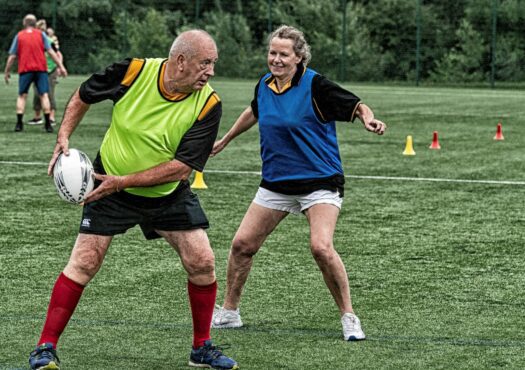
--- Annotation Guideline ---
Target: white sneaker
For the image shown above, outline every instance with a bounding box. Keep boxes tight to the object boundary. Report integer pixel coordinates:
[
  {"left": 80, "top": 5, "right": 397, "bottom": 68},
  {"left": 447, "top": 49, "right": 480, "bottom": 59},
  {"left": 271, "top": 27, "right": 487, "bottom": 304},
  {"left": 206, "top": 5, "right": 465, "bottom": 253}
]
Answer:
[
  {"left": 341, "top": 312, "right": 366, "bottom": 341},
  {"left": 212, "top": 305, "right": 243, "bottom": 328},
  {"left": 27, "top": 117, "right": 43, "bottom": 125}
]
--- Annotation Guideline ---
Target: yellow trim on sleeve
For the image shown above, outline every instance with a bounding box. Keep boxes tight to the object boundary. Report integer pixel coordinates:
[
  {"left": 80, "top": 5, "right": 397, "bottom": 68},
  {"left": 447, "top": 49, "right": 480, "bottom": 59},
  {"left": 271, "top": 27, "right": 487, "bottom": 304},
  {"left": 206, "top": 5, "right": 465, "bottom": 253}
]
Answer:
[
  {"left": 312, "top": 97, "right": 327, "bottom": 122},
  {"left": 197, "top": 93, "right": 220, "bottom": 121},
  {"left": 121, "top": 58, "right": 145, "bottom": 87},
  {"left": 350, "top": 101, "right": 362, "bottom": 122}
]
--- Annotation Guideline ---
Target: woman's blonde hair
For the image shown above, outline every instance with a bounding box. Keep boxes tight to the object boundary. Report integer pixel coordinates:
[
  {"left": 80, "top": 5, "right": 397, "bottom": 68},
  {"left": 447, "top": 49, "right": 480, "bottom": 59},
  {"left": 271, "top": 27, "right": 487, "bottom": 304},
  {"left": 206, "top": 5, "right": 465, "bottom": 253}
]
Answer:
[{"left": 36, "top": 19, "right": 47, "bottom": 31}]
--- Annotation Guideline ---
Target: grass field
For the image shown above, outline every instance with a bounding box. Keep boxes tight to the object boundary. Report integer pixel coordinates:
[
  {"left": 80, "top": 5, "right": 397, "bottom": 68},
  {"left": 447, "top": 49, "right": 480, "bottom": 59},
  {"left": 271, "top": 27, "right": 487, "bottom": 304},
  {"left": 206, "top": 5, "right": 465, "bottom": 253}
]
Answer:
[{"left": 1, "top": 75, "right": 524, "bottom": 369}]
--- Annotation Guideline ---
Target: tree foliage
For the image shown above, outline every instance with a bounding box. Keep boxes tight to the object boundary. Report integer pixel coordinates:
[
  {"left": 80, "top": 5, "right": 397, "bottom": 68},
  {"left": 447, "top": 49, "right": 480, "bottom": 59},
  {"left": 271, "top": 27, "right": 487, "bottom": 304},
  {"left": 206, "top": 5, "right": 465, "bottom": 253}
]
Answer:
[
  {"left": 1, "top": 0, "right": 524, "bottom": 84},
  {"left": 430, "top": 19, "right": 485, "bottom": 83}
]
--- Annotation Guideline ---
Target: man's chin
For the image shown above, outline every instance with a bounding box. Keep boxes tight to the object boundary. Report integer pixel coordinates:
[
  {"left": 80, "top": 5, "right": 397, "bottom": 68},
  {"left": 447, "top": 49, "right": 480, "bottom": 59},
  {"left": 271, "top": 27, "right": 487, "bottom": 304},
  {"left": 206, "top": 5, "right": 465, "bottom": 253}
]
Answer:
[{"left": 194, "top": 81, "right": 207, "bottom": 90}]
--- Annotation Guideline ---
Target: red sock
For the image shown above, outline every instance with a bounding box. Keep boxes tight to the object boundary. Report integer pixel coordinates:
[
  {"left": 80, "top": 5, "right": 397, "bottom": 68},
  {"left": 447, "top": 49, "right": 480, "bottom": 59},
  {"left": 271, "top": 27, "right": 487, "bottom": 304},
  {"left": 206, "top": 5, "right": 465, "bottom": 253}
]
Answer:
[
  {"left": 188, "top": 280, "right": 217, "bottom": 349},
  {"left": 38, "top": 273, "right": 85, "bottom": 347}
]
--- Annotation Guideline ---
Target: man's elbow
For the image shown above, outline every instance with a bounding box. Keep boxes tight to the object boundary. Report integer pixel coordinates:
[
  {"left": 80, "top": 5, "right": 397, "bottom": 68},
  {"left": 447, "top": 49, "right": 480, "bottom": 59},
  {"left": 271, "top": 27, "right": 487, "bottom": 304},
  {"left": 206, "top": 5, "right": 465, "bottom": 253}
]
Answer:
[
  {"left": 172, "top": 162, "right": 193, "bottom": 182},
  {"left": 179, "top": 171, "right": 191, "bottom": 181}
]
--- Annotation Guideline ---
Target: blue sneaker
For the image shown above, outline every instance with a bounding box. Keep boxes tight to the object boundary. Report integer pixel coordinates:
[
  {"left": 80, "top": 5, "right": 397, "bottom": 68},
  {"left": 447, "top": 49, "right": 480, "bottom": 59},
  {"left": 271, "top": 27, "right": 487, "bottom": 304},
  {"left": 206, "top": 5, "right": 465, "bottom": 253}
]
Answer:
[
  {"left": 189, "top": 340, "right": 239, "bottom": 369},
  {"left": 29, "top": 343, "right": 60, "bottom": 370}
]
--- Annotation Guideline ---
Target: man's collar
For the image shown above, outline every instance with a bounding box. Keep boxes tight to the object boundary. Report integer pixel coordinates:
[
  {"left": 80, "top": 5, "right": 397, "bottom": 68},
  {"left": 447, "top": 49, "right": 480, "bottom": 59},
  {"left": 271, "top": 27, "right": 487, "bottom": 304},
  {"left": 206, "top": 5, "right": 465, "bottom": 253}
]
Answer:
[{"left": 159, "top": 60, "right": 190, "bottom": 101}]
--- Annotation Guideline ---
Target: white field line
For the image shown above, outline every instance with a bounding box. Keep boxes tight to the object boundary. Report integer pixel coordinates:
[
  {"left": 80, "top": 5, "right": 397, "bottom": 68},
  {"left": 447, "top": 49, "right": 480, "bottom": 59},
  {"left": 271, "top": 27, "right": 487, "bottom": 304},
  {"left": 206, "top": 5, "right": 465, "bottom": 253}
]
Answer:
[
  {"left": 1, "top": 161, "right": 524, "bottom": 186},
  {"left": 0, "top": 161, "right": 48, "bottom": 166},
  {"left": 203, "top": 169, "right": 525, "bottom": 186}
]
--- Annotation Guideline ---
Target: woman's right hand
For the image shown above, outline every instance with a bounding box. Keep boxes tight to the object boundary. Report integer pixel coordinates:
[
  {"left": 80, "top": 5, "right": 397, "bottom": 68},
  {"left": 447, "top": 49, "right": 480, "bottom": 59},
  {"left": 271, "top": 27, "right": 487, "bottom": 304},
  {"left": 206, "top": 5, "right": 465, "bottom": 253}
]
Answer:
[{"left": 210, "top": 138, "right": 228, "bottom": 157}]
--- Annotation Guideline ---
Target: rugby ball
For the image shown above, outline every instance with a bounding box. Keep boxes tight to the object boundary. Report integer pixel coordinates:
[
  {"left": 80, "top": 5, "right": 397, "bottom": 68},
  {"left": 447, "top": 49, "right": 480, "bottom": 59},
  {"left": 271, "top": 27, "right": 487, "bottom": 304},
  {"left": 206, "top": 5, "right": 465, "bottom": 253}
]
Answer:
[{"left": 53, "top": 149, "right": 95, "bottom": 204}]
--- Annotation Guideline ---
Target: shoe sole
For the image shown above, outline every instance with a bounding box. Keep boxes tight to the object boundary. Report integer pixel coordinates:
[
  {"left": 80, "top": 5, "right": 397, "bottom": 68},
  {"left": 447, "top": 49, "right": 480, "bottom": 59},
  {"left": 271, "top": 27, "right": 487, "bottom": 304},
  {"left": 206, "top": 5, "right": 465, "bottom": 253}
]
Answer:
[
  {"left": 347, "top": 335, "right": 366, "bottom": 341},
  {"left": 27, "top": 122, "right": 43, "bottom": 125},
  {"left": 211, "top": 322, "right": 243, "bottom": 329},
  {"left": 36, "top": 362, "right": 59, "bottom": 370},
  {"left": 188, "top": 360, "right": 239, "bottom": 369}
]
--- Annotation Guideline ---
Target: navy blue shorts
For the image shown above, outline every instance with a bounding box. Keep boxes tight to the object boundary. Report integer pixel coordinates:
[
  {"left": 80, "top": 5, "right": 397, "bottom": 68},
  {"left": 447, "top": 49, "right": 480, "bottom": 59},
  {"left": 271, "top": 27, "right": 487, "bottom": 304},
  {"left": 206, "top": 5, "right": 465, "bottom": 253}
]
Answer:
[
  {"left": 19, "top": 71, "right": 49, "bottom": 95},
  {"left": 79, "top": 181, "right": 210, "bottom": 240}
]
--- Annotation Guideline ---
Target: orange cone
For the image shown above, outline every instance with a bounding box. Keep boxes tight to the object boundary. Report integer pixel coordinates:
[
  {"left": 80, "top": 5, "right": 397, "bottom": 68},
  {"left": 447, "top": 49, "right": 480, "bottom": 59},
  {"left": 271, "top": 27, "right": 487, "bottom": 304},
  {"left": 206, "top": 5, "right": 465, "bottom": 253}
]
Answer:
[
  {"left": 494, "top": 122, "right": 504, "bottom": 141},
  {"left": 429, "top": 131, "right": 441, "bottom": 149}
]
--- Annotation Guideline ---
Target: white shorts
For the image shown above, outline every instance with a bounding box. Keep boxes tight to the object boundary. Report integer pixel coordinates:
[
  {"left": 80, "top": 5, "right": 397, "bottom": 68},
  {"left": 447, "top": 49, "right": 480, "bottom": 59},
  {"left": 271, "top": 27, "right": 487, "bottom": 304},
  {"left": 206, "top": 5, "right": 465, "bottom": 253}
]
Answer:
[{"left": 253, "top": 187, "right": 343, "bottom": 215}]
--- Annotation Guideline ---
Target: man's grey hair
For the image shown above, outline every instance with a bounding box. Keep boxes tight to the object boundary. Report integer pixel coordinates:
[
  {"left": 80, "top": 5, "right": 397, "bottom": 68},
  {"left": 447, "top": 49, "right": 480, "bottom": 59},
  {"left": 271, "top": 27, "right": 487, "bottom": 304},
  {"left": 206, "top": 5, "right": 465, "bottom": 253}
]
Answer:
[
  {"left": 169, "top": 29, "right": 215, "bottom": 60},
  {"left": 23, "top": 14, "right": 37, "bottom": 28},
  {"left": 268, "top": 25, "right": 311, "bottom": 66}
]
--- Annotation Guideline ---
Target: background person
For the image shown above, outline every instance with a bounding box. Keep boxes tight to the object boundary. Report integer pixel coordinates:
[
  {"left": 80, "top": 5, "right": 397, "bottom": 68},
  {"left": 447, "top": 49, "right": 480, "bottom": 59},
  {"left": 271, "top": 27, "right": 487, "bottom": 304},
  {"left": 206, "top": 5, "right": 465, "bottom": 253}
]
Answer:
[
  {"left": 4, "top": 14, "right": 67, "bottom": 133},
  {"left": 211, "top": 25, "right": 386, "bottom": 342},
  {"left": 28, "top": 30, "right": 238, "bottom": 370},
  {"left": 29, "top": 20, "right": 63, "bottom": 126}
]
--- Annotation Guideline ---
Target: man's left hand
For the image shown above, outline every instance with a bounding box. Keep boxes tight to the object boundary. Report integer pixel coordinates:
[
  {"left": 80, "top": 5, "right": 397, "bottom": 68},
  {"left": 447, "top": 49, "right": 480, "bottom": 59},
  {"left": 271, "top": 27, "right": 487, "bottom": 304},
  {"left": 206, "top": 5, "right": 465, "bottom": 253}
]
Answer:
[{"left": 83, "top": 174, "right": 123, "bottom": 204}]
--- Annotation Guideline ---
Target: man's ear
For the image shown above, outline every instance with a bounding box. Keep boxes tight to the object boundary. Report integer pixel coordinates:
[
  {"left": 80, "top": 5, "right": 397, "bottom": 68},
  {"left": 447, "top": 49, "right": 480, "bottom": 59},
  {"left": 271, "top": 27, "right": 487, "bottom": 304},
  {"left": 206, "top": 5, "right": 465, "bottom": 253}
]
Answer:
[{"left": 176, "top": 54, "right": 185, "bottom": 71}]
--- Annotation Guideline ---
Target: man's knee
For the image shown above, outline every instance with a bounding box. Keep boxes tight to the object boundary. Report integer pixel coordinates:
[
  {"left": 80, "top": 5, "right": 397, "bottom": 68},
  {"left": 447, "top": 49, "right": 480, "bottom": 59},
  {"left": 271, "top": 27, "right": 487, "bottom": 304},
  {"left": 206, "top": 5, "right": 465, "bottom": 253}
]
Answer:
[
  {"left": 67, "top": 245, "right": 105, "bottom": 280},
  {"left": 186, "top": 252, "right": 215, "bottom": 276},
  {"left": 65, "top": 235, "right": 111, "bottom": 284}
]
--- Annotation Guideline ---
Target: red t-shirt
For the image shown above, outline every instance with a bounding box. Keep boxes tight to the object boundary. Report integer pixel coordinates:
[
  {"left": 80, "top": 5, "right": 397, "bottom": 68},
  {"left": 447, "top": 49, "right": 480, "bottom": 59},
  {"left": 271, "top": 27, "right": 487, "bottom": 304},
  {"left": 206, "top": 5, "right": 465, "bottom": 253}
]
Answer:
[{"left": 16, "top": 28, "right": 47, "bottom": 73}]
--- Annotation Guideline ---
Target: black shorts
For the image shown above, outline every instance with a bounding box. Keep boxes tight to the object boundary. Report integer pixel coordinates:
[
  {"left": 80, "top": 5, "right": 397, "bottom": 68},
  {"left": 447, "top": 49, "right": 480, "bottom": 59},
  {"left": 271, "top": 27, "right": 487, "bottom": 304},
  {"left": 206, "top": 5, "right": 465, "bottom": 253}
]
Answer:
[{"left": 79, "top": 181, "right": 209, "bottom": 240}]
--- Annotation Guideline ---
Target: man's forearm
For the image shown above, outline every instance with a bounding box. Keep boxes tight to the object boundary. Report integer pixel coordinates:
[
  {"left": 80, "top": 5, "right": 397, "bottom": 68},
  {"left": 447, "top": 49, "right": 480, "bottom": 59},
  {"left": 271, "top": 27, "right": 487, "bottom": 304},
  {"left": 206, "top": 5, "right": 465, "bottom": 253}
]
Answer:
[
  {"left": 4, "top": 55, "right": 15, "bottom": 74},
  {"left": 119, "top": 160, "right": 193, "bottom": 189},
  {"left": 58, "top": 89, "right": 90, "bottom": 139},
  {"left": 47, "top": 49, "right": 65, "bottom": 71}
]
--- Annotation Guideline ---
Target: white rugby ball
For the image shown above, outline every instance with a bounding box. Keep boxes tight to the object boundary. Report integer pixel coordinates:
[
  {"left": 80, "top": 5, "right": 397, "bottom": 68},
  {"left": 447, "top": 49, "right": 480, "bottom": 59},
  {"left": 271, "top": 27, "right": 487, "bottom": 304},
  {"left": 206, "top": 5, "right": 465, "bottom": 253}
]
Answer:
[{"left": 53, "top": 149, "right": 95, "bottom": 204}]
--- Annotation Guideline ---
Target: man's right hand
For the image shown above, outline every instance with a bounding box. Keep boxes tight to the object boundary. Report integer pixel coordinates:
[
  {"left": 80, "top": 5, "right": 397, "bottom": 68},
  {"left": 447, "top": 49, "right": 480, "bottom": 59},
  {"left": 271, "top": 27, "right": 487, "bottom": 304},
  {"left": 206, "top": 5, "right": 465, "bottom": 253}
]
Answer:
[
  {"left": 4, "top": 72, "right": 10, "bottom": 84},
  {"left": 58, "top": 66, "right": 68, "bottom": 77},
  {"left": 48, "top": 137, "right": 70, "bottom": 176}
]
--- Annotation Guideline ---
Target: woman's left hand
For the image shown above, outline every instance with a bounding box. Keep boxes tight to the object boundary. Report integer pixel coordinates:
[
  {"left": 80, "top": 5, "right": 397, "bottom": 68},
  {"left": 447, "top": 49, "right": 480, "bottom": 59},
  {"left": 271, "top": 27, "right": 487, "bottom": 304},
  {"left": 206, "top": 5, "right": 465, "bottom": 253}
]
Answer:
[{"left": 364, "top": 118, "right": 386, "bottom": 135}]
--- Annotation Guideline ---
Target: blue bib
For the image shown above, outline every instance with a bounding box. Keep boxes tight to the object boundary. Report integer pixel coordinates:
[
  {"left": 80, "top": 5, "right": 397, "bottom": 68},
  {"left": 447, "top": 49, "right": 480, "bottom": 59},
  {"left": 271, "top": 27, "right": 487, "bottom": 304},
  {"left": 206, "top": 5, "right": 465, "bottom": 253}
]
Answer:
[{"left": 257, "top": 68, "right": 343, "bottom": 182}]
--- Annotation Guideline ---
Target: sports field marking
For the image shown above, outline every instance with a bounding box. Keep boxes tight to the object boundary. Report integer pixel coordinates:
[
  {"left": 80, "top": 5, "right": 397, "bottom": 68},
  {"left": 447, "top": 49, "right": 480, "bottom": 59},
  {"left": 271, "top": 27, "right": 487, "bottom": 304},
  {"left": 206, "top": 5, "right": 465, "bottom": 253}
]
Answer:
[
  {"left": 0, "top": 160, "right": 49, "bottom": 166},
  {"left": 205, "top": 169, "right": 525, "bottom": 186},
  {"left": 344, "top": 174, "right": 525, "bottom": 186},
  {"left": 1, "top": 161, "right": 524, "bottom": 186}
]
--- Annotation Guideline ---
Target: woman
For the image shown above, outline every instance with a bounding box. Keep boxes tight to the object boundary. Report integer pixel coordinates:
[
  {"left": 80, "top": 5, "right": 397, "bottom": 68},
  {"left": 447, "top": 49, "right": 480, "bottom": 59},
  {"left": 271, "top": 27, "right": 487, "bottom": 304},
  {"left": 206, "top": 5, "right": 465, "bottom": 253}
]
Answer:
[
  {"left": 29, "top": 19, "right": 63, "bottom": 126},
  {"left": 212, "top": 25, "right": 386, "bottom": 341}
]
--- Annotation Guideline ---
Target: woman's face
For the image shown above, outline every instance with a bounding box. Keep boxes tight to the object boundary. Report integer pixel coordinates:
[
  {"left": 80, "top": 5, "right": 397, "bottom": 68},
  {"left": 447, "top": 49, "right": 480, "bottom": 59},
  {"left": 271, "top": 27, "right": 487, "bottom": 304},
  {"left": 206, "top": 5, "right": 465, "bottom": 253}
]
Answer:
[{"left": 267, "top": 37, "right": 302, "bottom": 81}]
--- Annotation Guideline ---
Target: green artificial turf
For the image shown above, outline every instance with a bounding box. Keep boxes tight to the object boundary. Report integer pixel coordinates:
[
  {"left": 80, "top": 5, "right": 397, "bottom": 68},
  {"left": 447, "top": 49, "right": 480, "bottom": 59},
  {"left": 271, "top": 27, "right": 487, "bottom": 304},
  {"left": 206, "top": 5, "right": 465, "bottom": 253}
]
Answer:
[{"left": 1, "top": 76, "right": 524, "bottom": 369}]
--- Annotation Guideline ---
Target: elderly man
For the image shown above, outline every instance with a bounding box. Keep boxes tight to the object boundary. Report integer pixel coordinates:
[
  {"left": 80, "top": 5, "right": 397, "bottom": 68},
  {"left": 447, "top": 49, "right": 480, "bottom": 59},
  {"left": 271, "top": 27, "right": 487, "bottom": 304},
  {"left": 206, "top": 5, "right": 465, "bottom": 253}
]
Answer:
[
  {"left": 28, "top": 30, "right": 239, "bottom": 370},
  {"left": 4, "top": 14, "right": 67, "bottom": 133}
]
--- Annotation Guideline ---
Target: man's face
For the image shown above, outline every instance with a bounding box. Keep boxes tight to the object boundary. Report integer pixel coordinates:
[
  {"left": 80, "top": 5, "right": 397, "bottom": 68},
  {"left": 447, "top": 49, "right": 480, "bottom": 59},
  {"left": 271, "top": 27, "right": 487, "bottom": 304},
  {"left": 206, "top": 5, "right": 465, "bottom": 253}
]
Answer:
[{"left": 173, "top": 39, "right": 218, "bottom": 93}]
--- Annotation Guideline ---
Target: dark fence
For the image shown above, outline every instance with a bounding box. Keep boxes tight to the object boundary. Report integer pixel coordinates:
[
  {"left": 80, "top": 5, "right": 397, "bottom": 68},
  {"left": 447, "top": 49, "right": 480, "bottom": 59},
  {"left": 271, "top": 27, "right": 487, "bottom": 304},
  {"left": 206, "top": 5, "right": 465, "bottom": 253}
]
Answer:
[{"left": 2, "top": 0, "right": 524, "bottom": 87}]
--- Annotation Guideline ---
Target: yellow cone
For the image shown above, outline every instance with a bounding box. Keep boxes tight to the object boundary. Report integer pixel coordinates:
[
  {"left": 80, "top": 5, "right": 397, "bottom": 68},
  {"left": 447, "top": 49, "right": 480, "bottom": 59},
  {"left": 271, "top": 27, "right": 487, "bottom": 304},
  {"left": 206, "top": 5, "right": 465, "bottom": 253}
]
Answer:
[
  {"left": 191, "top": 171, "right": 208, "bottom": 189},
  {"left": 403, "top": 135, "right": 416, "bottom": 155}
]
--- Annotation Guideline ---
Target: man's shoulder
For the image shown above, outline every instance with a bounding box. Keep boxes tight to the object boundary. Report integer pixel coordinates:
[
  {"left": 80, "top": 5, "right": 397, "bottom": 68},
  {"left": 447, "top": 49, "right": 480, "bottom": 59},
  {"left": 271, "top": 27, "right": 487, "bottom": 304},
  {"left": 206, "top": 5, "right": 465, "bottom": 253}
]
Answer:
[
  {"left": 195, "top": 85, "right": 221, "bottom": 121},
  {"left": 121, "top": 58, "right": 146, "bottom": 87}
]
